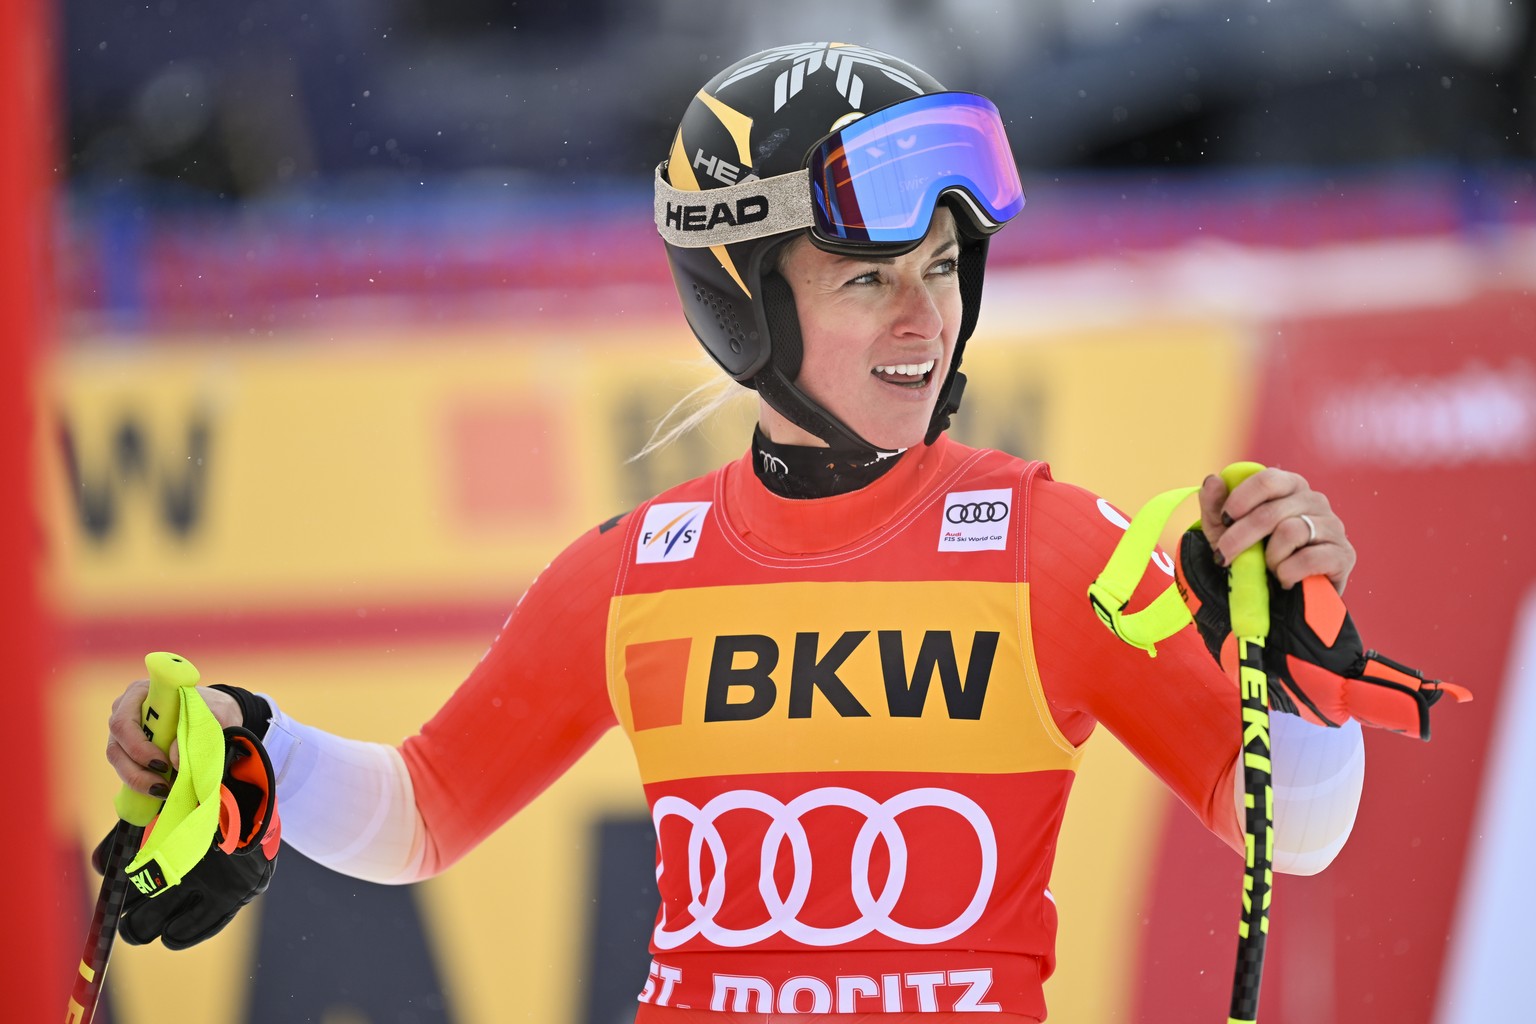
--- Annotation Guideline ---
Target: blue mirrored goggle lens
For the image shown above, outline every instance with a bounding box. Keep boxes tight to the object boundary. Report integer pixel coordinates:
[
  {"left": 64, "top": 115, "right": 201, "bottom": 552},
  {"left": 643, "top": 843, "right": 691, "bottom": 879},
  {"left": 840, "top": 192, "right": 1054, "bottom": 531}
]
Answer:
[{"left": 807, "top": 92, "right": 1025, "bottom": 245}]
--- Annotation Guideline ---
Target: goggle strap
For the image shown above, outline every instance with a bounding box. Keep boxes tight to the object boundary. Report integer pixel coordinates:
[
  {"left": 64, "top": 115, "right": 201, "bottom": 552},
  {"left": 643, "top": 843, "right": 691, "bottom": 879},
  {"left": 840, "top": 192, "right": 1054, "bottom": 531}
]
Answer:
[{"left": 654, "top": 163, "right": 813, "bottom": 249}]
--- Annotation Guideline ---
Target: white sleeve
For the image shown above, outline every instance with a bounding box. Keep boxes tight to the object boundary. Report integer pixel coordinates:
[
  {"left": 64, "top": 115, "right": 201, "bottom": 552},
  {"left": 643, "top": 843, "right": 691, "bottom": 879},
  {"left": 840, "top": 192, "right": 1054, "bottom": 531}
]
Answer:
[
  {"left": 259, "top": 698, "right": 431, "bottom": 885},
  {"left": 1233, "top": 714, "right": 1365, "bottom": 876}
]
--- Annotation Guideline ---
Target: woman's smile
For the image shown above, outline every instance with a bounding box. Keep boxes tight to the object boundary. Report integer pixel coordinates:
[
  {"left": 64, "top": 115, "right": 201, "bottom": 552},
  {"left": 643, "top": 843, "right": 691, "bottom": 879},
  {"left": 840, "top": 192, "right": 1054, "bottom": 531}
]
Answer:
[{"left": 871, "top": 359, "right": 937, "bottom": 389}]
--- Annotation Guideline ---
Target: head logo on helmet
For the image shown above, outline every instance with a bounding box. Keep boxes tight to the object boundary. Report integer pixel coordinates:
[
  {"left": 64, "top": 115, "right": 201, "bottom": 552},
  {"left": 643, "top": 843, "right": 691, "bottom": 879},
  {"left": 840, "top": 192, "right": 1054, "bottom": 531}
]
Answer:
[{"left": 655, "top": 42, "right": 1025, "bottom": 458}]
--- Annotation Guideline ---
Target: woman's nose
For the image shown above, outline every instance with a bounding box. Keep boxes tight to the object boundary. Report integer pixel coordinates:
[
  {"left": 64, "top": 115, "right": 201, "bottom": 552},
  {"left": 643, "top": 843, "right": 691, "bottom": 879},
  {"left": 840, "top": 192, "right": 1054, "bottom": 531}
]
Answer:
[{"left": 890, "top": 278, "right": 944, "bottom": 338}]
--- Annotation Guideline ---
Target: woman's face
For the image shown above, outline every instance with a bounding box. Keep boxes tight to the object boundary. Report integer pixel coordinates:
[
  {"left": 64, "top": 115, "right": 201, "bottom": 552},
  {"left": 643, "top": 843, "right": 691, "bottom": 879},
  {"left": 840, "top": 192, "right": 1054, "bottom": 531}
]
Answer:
[{"left": 762, "top": 206, "right": 964, "bottom": 452}]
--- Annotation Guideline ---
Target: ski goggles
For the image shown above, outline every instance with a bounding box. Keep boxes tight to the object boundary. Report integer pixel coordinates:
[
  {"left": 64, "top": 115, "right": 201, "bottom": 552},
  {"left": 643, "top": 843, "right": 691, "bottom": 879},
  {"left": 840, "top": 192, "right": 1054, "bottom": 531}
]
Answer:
[{"left": 654, "top": 91, "right": 1024, "bottom": 255}]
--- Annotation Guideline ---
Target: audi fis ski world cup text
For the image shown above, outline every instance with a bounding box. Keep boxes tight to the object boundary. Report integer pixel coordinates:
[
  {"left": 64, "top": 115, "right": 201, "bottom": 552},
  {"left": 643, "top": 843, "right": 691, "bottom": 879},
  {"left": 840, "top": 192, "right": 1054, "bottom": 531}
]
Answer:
[{"left": 938, "top": 489, "right": 1012, "bottom": 552}]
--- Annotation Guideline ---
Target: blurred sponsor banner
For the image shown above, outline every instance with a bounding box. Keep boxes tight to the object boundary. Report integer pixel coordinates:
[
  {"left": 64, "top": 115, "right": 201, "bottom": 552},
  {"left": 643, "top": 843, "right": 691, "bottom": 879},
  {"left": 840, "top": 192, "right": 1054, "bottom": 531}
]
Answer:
[
  {"left": 1132, "top": 290, "right": 1533, "bottom": 1024},
  {"left": 44, "top": 328, "right": 710, "bottom": 619},
  {"left": 49, "top": 313, "right": 1247, "bottom": 1023},
  {"left": 44, "top": 319, "right": 1243, "bottom": 629}
]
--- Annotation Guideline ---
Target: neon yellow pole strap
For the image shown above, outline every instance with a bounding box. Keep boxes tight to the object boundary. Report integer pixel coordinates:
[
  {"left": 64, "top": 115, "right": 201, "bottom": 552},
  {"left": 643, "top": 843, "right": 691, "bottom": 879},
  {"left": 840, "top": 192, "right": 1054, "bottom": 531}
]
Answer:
[
  {"left": 123, "top": 687, "right": 227, "bottom": 898},
  {"left": 1086, "top": 484, "right": 1201, "bottom": 656}
]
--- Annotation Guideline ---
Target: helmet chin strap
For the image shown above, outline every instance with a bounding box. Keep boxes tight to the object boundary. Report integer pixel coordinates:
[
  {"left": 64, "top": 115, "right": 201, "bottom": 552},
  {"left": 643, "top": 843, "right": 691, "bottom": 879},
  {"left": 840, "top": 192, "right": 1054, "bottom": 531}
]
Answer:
[
  {"left": 753, "top": 367, "right": 902, "bottom": 461},
  {"left": 755, "top": 272, "right": 964, "bottom": 461},
  {"left": 924, "top": 369, "right": 966, "bottom": 445}
]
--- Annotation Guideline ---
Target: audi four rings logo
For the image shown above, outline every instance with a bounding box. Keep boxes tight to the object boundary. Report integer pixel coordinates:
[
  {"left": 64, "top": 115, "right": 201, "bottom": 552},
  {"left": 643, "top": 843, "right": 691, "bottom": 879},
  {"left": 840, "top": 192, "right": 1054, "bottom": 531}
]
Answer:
[
  {"left": 938, "top": 489, "right": 1012, "bottom": 551},
  {"left": 650, "top": 787, "right": 997, "bottom": 949},
  {"left": 945, "top": 501, "right": 1009, "bottom": 524}
]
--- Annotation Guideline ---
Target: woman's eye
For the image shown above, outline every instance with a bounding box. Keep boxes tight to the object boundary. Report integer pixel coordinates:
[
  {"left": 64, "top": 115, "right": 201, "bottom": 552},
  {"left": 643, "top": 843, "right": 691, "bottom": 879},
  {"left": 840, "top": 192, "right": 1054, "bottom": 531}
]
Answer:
[
  {"left": 847, "top": 270, "right": 882, "bottom": 286},
  {"left": 930, "top": 258, "right": 959, "bottom": 276}
]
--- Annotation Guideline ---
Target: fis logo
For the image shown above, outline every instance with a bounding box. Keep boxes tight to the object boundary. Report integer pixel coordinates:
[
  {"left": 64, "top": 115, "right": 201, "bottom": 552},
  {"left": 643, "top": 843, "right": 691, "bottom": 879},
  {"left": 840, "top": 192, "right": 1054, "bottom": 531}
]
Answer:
[
  {"left": 939, "top": 489, "right": 1012, "bottom": 552},
  {"left": 637, "top": 502, "right": 712, "bottom": 564}
]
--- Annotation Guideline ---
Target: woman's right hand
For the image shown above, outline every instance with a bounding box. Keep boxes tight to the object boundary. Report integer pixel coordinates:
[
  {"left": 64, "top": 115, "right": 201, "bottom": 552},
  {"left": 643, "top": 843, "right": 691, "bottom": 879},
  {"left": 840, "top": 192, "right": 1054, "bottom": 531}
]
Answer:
[{"left": 106, "top": 681, "right": 244, "bottom": 796}]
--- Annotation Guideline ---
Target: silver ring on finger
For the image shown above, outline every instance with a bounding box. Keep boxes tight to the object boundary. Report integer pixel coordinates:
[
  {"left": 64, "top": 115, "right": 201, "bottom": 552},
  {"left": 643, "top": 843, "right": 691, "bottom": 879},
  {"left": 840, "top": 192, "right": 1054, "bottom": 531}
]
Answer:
[{"left": 1298, "top": 513, "right": 1318, "bottom": 546}]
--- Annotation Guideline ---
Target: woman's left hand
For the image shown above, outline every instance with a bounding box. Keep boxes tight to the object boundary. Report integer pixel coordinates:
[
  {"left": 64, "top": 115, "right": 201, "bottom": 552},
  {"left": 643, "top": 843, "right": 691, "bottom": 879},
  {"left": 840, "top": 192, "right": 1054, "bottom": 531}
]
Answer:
[{"left": 1198, "top": 467, "right": 1356, "bottom": 594}]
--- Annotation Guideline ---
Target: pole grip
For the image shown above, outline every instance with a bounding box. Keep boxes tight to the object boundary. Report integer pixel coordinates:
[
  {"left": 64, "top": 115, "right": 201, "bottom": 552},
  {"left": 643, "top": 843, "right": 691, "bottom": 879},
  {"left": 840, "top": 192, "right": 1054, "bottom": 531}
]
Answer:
[
  {"left": 1220, "top": 462, "right": 1270, "bottom": 640},
  {"left": 112, "top": 653, "right": 198, "bottom": 826}
]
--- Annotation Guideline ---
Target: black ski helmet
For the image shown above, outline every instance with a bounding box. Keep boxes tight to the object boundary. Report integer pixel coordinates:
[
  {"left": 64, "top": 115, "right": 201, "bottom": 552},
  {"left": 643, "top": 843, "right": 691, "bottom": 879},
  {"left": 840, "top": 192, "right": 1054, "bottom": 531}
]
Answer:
[{"left": 654, "top": 42, "right": 1024, "bottom": 455}]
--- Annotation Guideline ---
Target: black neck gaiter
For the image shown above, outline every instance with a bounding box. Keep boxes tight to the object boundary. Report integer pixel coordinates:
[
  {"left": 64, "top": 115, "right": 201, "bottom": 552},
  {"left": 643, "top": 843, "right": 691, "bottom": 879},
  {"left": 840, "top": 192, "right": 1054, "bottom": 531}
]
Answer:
[{"left": 751, "top": 426, "right": 905, "bottom": 499}]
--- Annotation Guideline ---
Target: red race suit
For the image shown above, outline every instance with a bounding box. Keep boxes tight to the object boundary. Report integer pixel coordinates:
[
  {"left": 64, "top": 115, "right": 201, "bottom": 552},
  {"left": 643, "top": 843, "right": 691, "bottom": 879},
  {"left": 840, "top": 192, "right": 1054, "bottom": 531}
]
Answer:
[{"left": 399, "top": 435, "right": 1243, "bottom": 1021}]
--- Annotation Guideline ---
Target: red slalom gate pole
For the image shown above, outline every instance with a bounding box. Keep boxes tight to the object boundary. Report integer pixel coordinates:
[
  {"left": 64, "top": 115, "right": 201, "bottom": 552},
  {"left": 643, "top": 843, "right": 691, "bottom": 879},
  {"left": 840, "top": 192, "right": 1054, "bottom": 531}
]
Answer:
[{"left": 1, "top": 0, "right": 62, "bottom": 1021}]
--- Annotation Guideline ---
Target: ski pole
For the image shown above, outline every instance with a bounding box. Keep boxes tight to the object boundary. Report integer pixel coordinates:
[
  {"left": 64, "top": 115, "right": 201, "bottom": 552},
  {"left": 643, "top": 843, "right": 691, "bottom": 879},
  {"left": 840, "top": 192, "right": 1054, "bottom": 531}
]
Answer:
[
  {"left": 1085, "top": 461, "right": 1278, "bottom": 1022},
  {"left": 66, "top": 652, "right": 197, "bottom": 1024},
  {"left": 1222, "top": 462, "right": 1274, "bottom": 1024}
]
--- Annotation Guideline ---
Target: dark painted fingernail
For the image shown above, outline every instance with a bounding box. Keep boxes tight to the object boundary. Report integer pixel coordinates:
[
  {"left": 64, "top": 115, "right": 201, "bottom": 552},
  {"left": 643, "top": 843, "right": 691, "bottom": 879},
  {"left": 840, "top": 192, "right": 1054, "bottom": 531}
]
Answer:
[
  {"left": 148, "top": 759, "right": 169, "bottom": 774},
  {"left": 1212, "top": 548, "right": 1228, "bottom": 567},
  {"left": 149, "top": 782, "right": 170, "bottom": 798},
  {"left": 1220, "top": 511, "right": 1234, "bottom": 528}
]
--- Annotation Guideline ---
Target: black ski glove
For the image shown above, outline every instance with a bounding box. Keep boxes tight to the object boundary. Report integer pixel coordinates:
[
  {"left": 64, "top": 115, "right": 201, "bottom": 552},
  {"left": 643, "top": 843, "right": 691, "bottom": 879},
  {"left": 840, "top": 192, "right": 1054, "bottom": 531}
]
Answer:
[
  {"left": 1175, "top": 527, "right": 1471, "bottom": 739},
  {"left": 93, "top": 725, "right": 280, "bottom": 949}
]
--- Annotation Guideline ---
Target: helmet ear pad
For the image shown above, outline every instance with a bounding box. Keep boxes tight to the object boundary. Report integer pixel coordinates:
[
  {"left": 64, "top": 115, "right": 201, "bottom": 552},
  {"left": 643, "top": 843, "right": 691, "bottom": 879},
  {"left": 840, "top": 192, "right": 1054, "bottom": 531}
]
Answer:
[{"left": 666, "top": 241, "right": 768, "bottom": 381}]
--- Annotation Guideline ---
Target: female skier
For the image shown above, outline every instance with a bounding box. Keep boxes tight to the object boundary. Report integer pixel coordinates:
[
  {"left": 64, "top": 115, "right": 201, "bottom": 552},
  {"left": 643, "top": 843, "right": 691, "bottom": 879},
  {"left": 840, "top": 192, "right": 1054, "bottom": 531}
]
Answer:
[{"left": 104, "top": 41, "right": 1461, "bottom": 1022}]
